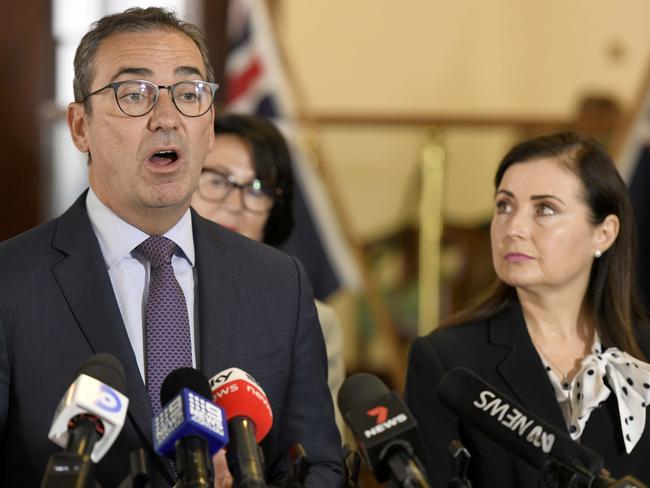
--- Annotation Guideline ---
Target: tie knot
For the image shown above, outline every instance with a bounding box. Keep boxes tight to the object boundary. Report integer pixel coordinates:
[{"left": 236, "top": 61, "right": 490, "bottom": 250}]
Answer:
[{"left": 136, "top": 236, "right": 177, "bottom": 268}]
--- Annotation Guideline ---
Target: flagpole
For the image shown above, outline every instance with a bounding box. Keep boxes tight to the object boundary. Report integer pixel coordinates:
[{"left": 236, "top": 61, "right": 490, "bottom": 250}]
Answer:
[
  {"left": 609, "top": 52, "right": 650, "bottom": 180},
  {"left": 418, "top": 128, "right": 445, "bottom": 336},
  {"left": 264, "top": 0, "right": 406, "bottom": 389}
]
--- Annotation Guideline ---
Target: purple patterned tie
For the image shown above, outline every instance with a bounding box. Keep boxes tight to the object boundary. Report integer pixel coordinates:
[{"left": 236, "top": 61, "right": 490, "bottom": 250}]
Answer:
[{"left": 136, "top": 236, "right": 192, "bottom": 415}]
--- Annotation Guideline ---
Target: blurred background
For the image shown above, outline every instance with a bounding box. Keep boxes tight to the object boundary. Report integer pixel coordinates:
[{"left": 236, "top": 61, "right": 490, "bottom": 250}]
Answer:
[{"left": 2, "top": 0, "right": 650, "bottom": 482}]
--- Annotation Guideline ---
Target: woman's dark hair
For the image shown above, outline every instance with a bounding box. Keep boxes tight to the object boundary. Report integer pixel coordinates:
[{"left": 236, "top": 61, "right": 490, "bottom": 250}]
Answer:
[
  {"left": 445, "top": 131, "right": 647, "bottom": 359},
  {"left": 213, "top": 113, "right": 294, "bottom": 246}
]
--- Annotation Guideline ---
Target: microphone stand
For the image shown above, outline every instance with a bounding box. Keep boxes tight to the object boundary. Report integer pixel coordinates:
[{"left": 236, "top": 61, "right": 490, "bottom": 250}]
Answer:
[
  {"left": 41, "top": 415, "right": 104, "bottom": 488},
  {"left": 281, "top": 443, "right": 310, "bottom": 488},
  {"left": 447, "top": 440, "right": 472, "bottom": 488},
  {"left": 117, "top": 449, "right": 151, "bottom": 488},
  {"left": 386, "top": 450, "right": 431, "bottom": 488},
  {"left": 343, "top": 445, "right": 362, "bottom": 488},
  {"left": 539, "top": 460, "right": 648, "bottom": 488}
]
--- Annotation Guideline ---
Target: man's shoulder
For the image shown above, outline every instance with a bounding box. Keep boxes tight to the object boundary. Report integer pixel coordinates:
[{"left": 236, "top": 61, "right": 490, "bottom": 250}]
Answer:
[
  {"left": 192, "top": 211, "right": 295, "bottom": 265},
  {"left": 0, "top": 218, "right": 59, "bottom": 259}
]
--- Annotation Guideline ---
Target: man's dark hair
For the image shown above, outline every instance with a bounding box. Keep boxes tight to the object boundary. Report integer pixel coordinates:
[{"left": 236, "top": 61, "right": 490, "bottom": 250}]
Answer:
[{"left": 73, "top": 7, "right": 214, "bottom": 111}]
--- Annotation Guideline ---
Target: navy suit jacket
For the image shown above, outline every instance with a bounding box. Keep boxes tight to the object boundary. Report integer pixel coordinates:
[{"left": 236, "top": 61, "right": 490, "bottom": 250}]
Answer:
[
  {"left": 0, "top": 193, "right": 343, "bottom": 487},
  {"left": 405, "top": 301, "right": 650, "bottom": 487}
]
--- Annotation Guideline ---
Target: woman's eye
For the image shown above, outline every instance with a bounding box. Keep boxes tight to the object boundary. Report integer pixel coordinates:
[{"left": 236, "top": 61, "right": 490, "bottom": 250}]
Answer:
[
  {"left": 496, "top": 200, "right": 511, "bottom": 213},
  {"left": 536, "top": 204, "right": 556, "bottom": 216},
  {"left": 209, "top": 177, "right": 229, "bottom": 188}
]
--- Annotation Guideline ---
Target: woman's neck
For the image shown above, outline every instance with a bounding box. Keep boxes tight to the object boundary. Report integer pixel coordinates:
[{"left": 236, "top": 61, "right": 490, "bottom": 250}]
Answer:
[
  {"left": 516, "top": 286, "right": 593, "bottom": 341},
  {"left": 517, "top": 287, "right": 596, "bottom": 382}
]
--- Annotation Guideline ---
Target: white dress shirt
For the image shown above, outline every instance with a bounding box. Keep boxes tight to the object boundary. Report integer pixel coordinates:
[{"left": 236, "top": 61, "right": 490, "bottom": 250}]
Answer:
[{"left": 86, "top": 188, "right": 197, "bottom": 381}]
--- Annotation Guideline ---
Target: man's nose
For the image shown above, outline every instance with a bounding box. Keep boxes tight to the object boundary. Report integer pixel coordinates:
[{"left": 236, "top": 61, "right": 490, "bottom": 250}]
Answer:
[{"left": 148, "top": 88, "right": 179, "bottom": 132}]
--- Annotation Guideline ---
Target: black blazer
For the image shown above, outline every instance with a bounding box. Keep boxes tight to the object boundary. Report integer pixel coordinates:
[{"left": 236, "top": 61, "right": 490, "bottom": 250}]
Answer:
[
  {"left": 405, "top": 301, "right": 650, "bottom": 487},
  {"left": 0, "top": 193, "right": 343, "bottom": 487}
]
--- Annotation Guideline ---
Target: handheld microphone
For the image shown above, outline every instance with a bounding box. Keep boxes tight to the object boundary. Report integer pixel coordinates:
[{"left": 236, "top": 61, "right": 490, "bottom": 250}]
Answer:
[
  {"left": 337, "top": 373, "right": 431, "bottom": 488},
  {"left": 42, "top": 353, "right": 129, "bottom": 487},
  {"left": 210, "top": 367, "right": 273, "bottom": 488},
  {"left": 153, "top": 367, "right": 229, "bottom": 488},
  {"left": 438, "top": 368, "right": 648, "bottom": 487}
]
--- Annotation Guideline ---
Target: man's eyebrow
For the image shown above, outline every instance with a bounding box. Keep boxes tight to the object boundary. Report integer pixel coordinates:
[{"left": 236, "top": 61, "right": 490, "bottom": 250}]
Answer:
[
  {"left": 175, "top": 66, "right": 204, "bottom": 78},
  {"left": 111, "top": 67, "right": 153, "bottom": 81},
  {"left": 109, "top": 66, "right": 205, "bottom": 82}
]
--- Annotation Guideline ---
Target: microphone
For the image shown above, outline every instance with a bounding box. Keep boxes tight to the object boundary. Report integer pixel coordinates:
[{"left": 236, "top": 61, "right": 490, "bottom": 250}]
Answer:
[
  {"left": 42, "top": 353, "right": 129, "bottom": 487},
  {"left": 153, "top": 367, "right": 229, "bottom": 488},
  {"left": 209, "top": 367, "right": 273, "bottom": 488},
  {"left": 337, "top": 373, "right": 431, "bottom": 488},
  {"left": 438, "top": 368, "right": 648, "bottom": 487}
]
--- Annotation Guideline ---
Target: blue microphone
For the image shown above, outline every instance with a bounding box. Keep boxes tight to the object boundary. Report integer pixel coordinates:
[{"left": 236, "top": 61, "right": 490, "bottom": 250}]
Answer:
[{"left": 152, "top": 368, "right": 229, "bottom": 487}]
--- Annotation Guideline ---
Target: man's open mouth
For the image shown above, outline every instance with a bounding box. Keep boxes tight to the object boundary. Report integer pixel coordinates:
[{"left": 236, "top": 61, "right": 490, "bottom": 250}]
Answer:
[{"left": 150, "top": 150, "right": 179, "bottom": 165}]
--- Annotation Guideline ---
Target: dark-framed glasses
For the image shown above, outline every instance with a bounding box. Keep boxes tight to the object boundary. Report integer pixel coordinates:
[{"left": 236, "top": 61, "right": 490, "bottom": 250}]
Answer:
[
  {"left": 82, "top": 79, "right": 219, "bottom": 117},
  {"left": 197, "top": 169, "right": 281, "bottom": 214}
]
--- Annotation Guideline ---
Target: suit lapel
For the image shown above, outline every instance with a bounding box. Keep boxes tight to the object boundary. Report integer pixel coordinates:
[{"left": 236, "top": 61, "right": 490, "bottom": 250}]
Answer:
[
  {"left": 50, "top": 194, "right": 163, "bottom": 469},
  {"left": 192, "top": 212, "right": 243, "bottom": 380},
  {"left": 490, "top": 302, "right": 568, "bottom": 432},
  {"left": 579, "top": 383, "right": 617, "bottom": 456}
]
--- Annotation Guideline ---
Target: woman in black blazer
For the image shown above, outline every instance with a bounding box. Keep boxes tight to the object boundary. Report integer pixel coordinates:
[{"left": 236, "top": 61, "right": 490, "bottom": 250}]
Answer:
[{"left": 405, "top": 132, "right": 650, "bottom": 487}]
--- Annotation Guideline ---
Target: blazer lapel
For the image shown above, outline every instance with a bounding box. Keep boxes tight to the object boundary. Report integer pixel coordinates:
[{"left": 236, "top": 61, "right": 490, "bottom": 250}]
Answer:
[
  {"left": 192, "top": 212, "right": 243, "bottom": 379},
  {"left": 490, "top": 302, "right": 568, "bottom": 432},
  {"left": 50, "top": 194, "right": 161, "bottom": 465},
  {"left": 579, "top": 384, "right": 617, "bottom": 456}
]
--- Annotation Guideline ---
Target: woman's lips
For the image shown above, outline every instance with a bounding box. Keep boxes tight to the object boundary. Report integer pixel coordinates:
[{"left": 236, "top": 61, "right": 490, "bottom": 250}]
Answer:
[{"left": 505, "top": 252, "right": 534, "bottom": 262}]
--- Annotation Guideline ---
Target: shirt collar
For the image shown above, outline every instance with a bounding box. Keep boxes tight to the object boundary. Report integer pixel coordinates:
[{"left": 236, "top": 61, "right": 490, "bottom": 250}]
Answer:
[{"left": 86, "top": 188, "right": 195, "bottom": 269}]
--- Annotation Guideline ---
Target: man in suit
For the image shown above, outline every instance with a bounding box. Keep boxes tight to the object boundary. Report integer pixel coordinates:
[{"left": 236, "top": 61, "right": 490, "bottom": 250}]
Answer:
[{"left": 0, "top": 7, "right": 342, "bottom": 487}]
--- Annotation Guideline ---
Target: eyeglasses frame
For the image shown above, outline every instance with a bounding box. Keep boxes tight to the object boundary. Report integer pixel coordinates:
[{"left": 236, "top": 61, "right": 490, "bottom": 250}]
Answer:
[
  {"left": 81, "top": 79, "right": 219, "bottom": 118},
  {"left": 197, "top": 169, "right": 282, "bottom": 215}
]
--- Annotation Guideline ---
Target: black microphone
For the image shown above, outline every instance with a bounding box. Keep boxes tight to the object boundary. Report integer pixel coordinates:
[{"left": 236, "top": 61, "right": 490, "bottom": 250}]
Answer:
[
  {"left": 41, "top": 353, "right": 129, "bottom": 488},
  {"left": 338, "top": 373, "right": 431, "bottom": 488},
  {"left": 438, "top": 368, "right": 648, "bottom": 487},
  {"left": 156, "top": 368, "right": 228, "bottom": 488}
]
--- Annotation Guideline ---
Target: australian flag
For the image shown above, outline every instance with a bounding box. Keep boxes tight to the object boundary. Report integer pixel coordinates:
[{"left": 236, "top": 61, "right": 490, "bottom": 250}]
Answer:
[{"left": 223, "top": 0, "right": 361, "bottom": 299}]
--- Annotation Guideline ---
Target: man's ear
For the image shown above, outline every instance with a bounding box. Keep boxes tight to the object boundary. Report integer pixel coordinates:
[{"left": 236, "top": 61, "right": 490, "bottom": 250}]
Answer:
[
  {"left": 67, "top": 102, "right": 90, "bottom": 153},
  {"left": 594, "top": 214, "right": 620, "bottom": 254}
]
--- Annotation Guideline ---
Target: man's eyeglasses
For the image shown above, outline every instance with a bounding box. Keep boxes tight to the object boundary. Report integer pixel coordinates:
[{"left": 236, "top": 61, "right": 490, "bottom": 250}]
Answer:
[
  {"left": 81, "top": 79, "right": 219, "bottom": 117},
  {"left": 197, "top": 169, "right": 281, "bottom": 214}
]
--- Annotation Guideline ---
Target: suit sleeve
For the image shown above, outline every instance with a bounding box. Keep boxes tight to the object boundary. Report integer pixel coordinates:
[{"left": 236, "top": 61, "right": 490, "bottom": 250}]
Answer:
[
  {"left": 273, "top": 257, "right": 344, "bottom": 487},
  {"left": 0, "top": 313, "right": 9, "bottom": 479},
  {"left": 405, "top": 336, "right": 461, "bottom": 488}
]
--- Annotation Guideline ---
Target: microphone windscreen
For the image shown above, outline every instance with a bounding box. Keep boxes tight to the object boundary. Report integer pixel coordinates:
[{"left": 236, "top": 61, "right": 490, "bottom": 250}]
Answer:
[
  {"left": 160, "top": 367, "right": 212, "bottom": 406},
  {"left": 337, "top": 372, "right": 389, "bottom": 415},
  {"left": 73, "top": 352, "right": 126, "bottom": 394},
  {"left": 209, "top": 368, "right": 273, "bottom": 442},
  {"left": 438, "top": 368, "right": 603, "bottom": 474}
]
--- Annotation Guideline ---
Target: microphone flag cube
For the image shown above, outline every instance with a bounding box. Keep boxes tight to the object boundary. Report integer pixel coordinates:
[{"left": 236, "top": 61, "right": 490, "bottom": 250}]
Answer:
[
  {"left": 48, "top": 373, "right": 129, "bottom": 463},
  {"left": 153, "top": 387, "right": 229, "bottom": 457}
]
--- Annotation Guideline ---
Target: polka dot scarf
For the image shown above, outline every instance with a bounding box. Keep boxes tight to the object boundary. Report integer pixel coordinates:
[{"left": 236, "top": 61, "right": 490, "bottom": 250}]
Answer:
[{"left": 541, "top": 338, "right": 650, "bottom": 454}]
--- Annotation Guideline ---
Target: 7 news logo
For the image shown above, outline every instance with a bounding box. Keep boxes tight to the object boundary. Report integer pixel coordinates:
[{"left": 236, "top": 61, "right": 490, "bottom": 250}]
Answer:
[{"left": 364, "top": 405, "right": 408, "bottom": 439}]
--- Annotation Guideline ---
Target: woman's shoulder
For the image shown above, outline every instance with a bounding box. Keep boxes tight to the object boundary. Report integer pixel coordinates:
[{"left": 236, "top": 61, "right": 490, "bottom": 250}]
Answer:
[
  {"left": 635, "top": 322, "right": 650, "bottom": 355},
  {"left": 423, "top": 303, "right": 514, "bottom": 344}
]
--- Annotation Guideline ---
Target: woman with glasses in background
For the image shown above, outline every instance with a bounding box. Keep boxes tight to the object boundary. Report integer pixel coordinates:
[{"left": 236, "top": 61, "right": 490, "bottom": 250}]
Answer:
[{"left": 191, "top": 113, "right": 345, "bottom": 433}]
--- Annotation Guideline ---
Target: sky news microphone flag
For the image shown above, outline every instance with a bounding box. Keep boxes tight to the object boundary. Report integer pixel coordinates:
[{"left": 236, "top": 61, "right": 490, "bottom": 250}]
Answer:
[{"left": 224, "top": 0, "right": 361, "bottom": 299}]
